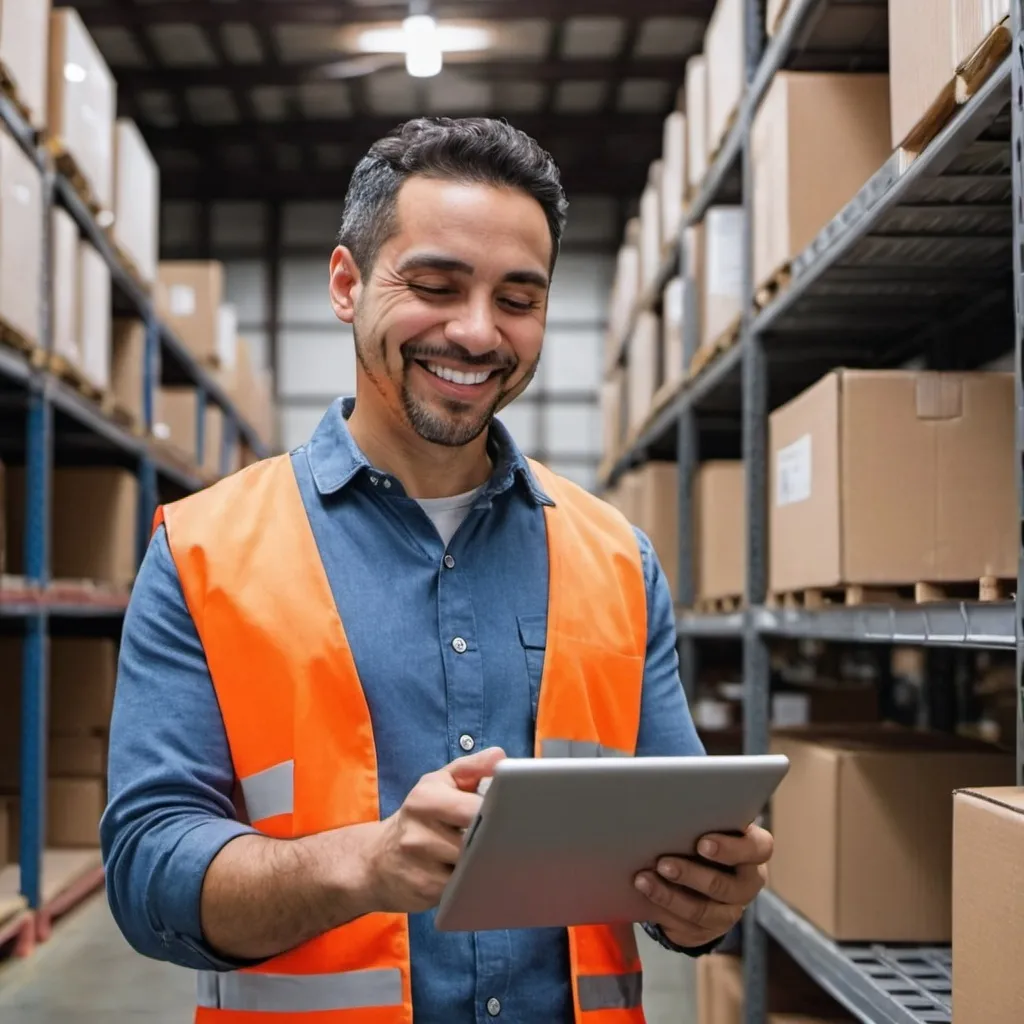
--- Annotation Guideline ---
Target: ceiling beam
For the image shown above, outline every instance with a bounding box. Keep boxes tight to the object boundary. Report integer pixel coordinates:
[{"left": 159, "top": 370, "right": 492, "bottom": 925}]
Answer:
[
  {"left": 82, "top": 0, "right": 714, "bottom": 28},
  {"left": 113, "top": 56, "right": 689, "bottom": 92}
]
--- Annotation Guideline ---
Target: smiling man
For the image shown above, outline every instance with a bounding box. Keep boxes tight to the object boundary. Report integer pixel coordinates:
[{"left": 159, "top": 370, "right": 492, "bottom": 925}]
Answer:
[{"left": 101, "top": 117, "right": 773, "bottom": 1024}]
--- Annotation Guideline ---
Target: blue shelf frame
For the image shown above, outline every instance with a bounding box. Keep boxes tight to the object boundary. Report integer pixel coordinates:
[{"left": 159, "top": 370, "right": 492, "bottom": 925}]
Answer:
[{"left": 0, "top": 96, "right": 271, "bottom": 915}]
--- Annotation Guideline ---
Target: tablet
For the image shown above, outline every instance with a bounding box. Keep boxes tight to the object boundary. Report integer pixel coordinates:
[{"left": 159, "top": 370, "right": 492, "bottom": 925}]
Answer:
[{"left": 434, "top": 754, "right": 789, "bottom": 932}]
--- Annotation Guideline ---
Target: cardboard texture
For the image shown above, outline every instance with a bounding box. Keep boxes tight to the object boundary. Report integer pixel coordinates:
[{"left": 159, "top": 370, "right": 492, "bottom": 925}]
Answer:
[
  {"left": 156, "top": 261, "right": 225, "bottom": 365},
  {"left": 686, "top": 56, "right": 708, "bottom": 194},
  {"left": 50, "top": 639, "right": 116, "bottom": 736},
  {"left": 954, "top": 1, "right": 1010, "bottom": 69},
  {"left": 768, "top": 370, "right": 1016, "bottom": 594},
  {"left": 204, "top": 404, "right": 224, "bottom": 477},
  {"left": 601, "top": 370, "right": 625, "bottom": 459},
  {"left": 111, "top": 318, "right": 145, "bottom": 427},
  {"left": 661, "top": 111, "right": 687, "bottom": 244},
  {"left": 634, "top": 462, "right": 679, "bottom": 599},
  {"left": 0, "top": 129, "right": 42, "bottom": 348},
  {"left": 49, "top": 736, "right": 107, "bottom": 777},
  {"left": 694, "top": 461, "right": 746, "bottom": 601},
  {"left": 112, "top": 119, "right": 159, "bottom": 285},
  {"left": 701, "top": 206, "right": 743, "bottom": 349},
  {"left": 47, "top": 777, "right": 104, "bottom": 848},
  {"left": 685, "top": 222, "right": 706, "bottom": 349},
  {"left": 0, "top": 797, "right": 7, "bottom": 867},
  {"left": 662, "top": 276, "right": 685, "bottom": 388},
  {"left": 704, "top": 0, "right": 745, "bottom": 159},
  {"left": 251, "top": 368, "right": 276, "bottom": 448},
  {"left": 47, "top": 8, "right": 115, "bottom": 210},
  {"left": 52, "top": 205, "right": 80, "bottom": 369},
  {"left": 614, "top": 471, "right": 643, "bottom": 526},
  {"left": 609, "top": 236, "right": 641, "bottom": 362},
  {"left": 639, "top": 166, "right": 662, "bottom": 291},
  {"left": 5, "top": 468, "right": 138, "bottom": 586},
  {"left": 0, "top": 0, "right": 51, "bottom": 130},
  {"left": 155, "top": 386, "right": 199, "bottom": 463},
  {"left": 752, "top": 72, "right": 891, "bottom": 291},
  {"left": 953, "top": 787, "right": 1024, "bottom": 1023},
  {"left": 627, "top": 312, "right": 660, "bottom": 435},
  {"left": 77, "top": 240, "right": 111, "bottom": 392},
  {"left": 770, "top": 727, "right": 1014, "bottom": 941}
]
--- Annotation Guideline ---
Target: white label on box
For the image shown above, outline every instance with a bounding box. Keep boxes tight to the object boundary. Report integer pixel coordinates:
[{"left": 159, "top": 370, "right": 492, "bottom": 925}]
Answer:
[
  {"left": 169, "top": 285, "right": 196, "bottom": 318},
  {"left": 772, "top": 693, "right": 810, "bottom": 728},
  {"left": 776, "top": 434, "right": 812, "bottom": 507},
  {"left": 706, "top": 208, "right": 744, "bottom": 298},
  {"left": 153, "top": 422, "right": 171, "bottom": 441}
]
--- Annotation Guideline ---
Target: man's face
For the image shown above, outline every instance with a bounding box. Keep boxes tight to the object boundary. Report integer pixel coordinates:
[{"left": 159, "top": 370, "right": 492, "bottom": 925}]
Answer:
[{"left": 330, "top": 176, "right": 551, "bottom": 448}]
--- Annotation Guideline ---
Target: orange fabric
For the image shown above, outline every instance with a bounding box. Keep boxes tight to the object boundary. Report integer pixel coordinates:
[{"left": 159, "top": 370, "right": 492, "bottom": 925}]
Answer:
[{"left": 159, "top": 455, "right": 647, "bottom": 1022}]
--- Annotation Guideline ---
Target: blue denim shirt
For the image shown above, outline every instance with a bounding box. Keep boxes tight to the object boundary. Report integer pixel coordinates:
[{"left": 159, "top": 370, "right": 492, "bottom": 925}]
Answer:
[{"left": 101, "top": 398, "right": 706, "bottom": 1024}]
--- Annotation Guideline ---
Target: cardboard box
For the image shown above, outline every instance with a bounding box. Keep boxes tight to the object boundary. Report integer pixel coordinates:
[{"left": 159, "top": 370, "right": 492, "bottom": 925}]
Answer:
[
  {"left": 686, "top": 56, "right": 708, "bottom": 195},
  {"left": 953, "top": 786, "right": 1024, "bottom": 1023},
  {"left": 954, "top": 1, "right": 1010, "bottom": 69},
  {"left": 662, "top": 276, "right": 685, "bottom": 388},
  {"left": 634, "top": 462, "right": 679, "bottom": 599},
  {"left": 50, "top": 639, "right": 116, "bottom": 736},
  {"left": 48, "top": 8, "right": 115, "bottom": 211},
  {"left": 627, "top": 312, "right": 660, "bottom": 436},
  {"left": 694, "top": 461, "right": 745, "bottom": 602},
  {"left": 0, "top": 0, "right": 50, "bottom": 130},
  {"left": 615, "top": 471, "right": 643, "bottom": 526},
  {"left": 0, "top": 129, "right": 42, "bottom": 349},
  {"left": 204, "top": 403, "right": 224, "bottom": 477},
  {"left": 111, "top": 319, "right": 145, "bottom": 428},
  {"left": 701, "top": 206, "right": 743, "bottom": 349},
  {"left": 601, "top": 370, "right": 625, "bottom": 460},
  {"left": 47, "top": 777, "right": 104, "bottom": 848},
  {"left": 49, "top": 735, "right": 107, "bottom": 777},
  {"left": 767, "top": 0, "right": 790, "bottom": 35},
  {"left": 156, "top": 261, "right": 225, "bottom": 365},
  {"left": 639, "top": 164, "right": 662, "bottom": 291},
  {"left": 685, "top": 222, "right": 705, "bottom": 349},
  {"left": 52, "top": 205, "right": 80, "bottom": 369},
  {"left": 704, "top": 0, "right": 745, "bottom": 159},
  {"left": 770, "top": 727, "right": 1014, "bottom": 941},
  {"left": 768, "top": 370, "right": 1016, "bottom": 595},
  {"left": 112, "top": 119, "right": 159, "bottom": 286},
  {"left": 661, "top": 111, "right": 686, "bottom": 244},
  {"left": 77, "top": 240, "right": 111, "bottom": 393},
  {"left": 752, "top": 72, "right": 891, "bottom": 292},
  {"left": 608, "top": 235, "right": 641, "bottom": 365},
  {"left": 155, "top": 386, "right": 199, "bottom": 463}
]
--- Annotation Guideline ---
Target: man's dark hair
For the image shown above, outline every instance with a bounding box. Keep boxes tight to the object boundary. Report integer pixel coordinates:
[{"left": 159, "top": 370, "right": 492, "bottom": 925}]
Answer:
[{"left": 338, "top": 116, "right": 568, "bottom": 275}]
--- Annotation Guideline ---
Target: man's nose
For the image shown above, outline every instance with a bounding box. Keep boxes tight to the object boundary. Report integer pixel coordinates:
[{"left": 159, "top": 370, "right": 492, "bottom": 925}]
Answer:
[{"left": 444, "top": 296, "right": 501, "bottom": 355}]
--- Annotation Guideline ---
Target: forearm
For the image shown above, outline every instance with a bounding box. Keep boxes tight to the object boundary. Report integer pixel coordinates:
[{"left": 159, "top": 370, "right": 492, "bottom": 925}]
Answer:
[{"left": 200, "top": 822, "right": 381, "bottom": 961}]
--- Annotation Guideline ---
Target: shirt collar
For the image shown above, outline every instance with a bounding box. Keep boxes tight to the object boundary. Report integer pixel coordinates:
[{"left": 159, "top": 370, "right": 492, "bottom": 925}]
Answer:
[{"left": 305, "top": 397, "right": 555, "bottom": 507}]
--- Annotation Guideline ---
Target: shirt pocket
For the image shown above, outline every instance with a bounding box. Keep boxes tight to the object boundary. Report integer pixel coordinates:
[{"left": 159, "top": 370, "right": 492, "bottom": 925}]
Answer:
[{"left": 517, "top": 614, "right": 547, "bottom": 718}]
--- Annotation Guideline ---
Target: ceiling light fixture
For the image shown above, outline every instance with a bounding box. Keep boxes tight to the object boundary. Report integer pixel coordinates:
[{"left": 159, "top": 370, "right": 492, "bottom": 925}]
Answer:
[{"left": 403, "top": 14, "right": 443, "bottom": 78}]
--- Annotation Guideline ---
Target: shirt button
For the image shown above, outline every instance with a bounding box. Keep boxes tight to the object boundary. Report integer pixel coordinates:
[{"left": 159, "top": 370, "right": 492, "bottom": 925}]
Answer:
[
  {"left": 383, "top": 479, "right": 392, "bottom": 489},
  {"left": 460, "top": 734, "right": 475, "bottom": 752},
  {"left": 443, "top": 554, "right": 456, "bottom": 569},
  {"left": 486, "top": 998, "right": 501, "bottom": 1017},
  {"left": 452, "top": 637, "right": 468, "bottom": 654},
  {"left": 369, "top": 475, "right": 379, "bottom": 485}
]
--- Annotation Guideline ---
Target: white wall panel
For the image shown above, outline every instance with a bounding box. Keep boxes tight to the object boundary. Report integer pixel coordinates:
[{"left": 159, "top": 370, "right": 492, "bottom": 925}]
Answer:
[
  {"left": 279, "top": 327, "right": 357, "bottom": 398},
  {"left": 212, "top": 202, "right": 266, "bottom": 248},
  {"left": 541, "top": 326, "right": 602, "bottom": 393},
  {"left": 542, "top": 404, "right": 601, "bottom": 458},
  {"left": 281, "top": 405, "right": 331, "bottom": 451},
  {"left": 545, "top": 460, "right": 598, "bottom": 492},
  {"left": 495, "top": 401, "right": 539, "bottom": 453},
  {"left": 238, "top": 330, "right": 270, "bottom": 374},
  {"left": 547, "top": 252, "right": 615, "bottom": 324},
  {"left": 280, "top": 259, "right": 337, "bottom": 325},
  {"left": 283, "top": 202, "right": 344, "bottom": 248},
  {"left": 224, "top": 260, "right": 268, "bottom": 328}
]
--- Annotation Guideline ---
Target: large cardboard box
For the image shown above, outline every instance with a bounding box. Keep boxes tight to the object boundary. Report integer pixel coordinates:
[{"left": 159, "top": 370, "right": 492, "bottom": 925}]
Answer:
[
  {"left": 662, "top": 276, "right": 685, "bottom": 388},
  {"left": 661, "top": 111, "right": 686, "bottom": 244},
  {"left": 0, "top": 130, "right": 42, "bottom": 349},
  {"left": 47, "top": 777, "right": 104, "bottom": 848},
  {"left": 608, "top": 234, "right": 641, "bottom": 367},
  {"left": 601, "top": 370, "right": 625, "bottom": 461},
  {"left": 704, "top": 0, "right": 745, "bottom": 159},
  {"left": 615, "top": 471, "right": 643, "bottom": 526},
  {"left": 48, "top": 8, "right": 115, "bottom": 212},
  {"left": 752, "top": 72, "right": 891, "bottom": 292},
  {"left": 701, "top": 206, "right": 743, "bottom": 349},
  {"left": 768, "top": 370, "right": 1016, "bottom": 595},
  {"left": 627, "top": 312, "right": 660, "bottom": 436},
  {"left": 634, "top": 462, "right": 679, "bottom": 599},
  {"left": 694, "top": 461, "right": 745, "bottom": 602},
  {"left": 111, "top": 319, "right": 145, "bottom": 428},
  {"left": 112, "top": 119, "right": 159, "bottom": 286},
  {"left": 954, "top": 1, "right": 1010, "bottom": 69},
  {"left": 52, "top": 205, "right": 80, "bottom": 369},
  {"left": 204, "top": 403, "right": 224, "bottom": 477},
  {"left": 953, "top": 786, "right": 1024, "bottom": 1023},
  {"left": 155, "top": 386, "right": 200, "bottom": 463},
  {"left": 770, "top": 727, "right": 1014, "bottom": 941},
  {"left": 0, "top": 0, "right": 50, "bottom": 130},
  {"left": 49, "top": 736, "right": 107, "bottom": 777},
  {"left": 639, "top": 164, "right": 662, "bottom": 291},
  {"left": 77, "top": 240, "right": 111, "bottom": 393},
  {"left": 50, "top": 639, "right": 116, "bottom": 736},
  {"left": 685, "top": 222, "right": 705, "bottom": 349},
  {"left": 686, "top": 56, "right": 708, "bottom": 195},
  {"left": 156, "top": 261, "right": 225, "bottom": 365}
]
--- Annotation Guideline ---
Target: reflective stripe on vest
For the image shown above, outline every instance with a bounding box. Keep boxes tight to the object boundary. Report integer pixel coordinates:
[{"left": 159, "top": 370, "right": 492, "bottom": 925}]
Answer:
[{"left": 160, "top": 452, "right": 648, "bottom": 1023}]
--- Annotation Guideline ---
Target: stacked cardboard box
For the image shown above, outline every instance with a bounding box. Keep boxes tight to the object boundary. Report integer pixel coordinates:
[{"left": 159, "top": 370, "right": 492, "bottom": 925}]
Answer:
[
  {"left": 78, "top": 239, "right": 112, "bottom": 393},
  {"left": 112, "top": 119, "right": 159, "bottom": 286},
  {"left": 607, "top": 221, "right": 641, "bottom": 370},
  {"left": 700, "top": 206, "right": 743, "bottom": 352},
  {"left": 768, "top": 370, "right": 1016, "bottom": 597},
  {"left": 155, "top": 386, "right": 199, "bottom": 466},
  {"left": 156, "top": 261, "right": 226, "bottom": 367},
  {"left": 662, "top": 277, "right": 685, "bottom": 390},
  {"left": 52, "top": 205, "right": 80, "bottom": 370},
  {"left": 694, "top": 461, "right": 745, "bottom": 604},
  {"left": 686, "top": 56, "right": 708, "bottom": 197},
  {"left": 601, "top": 370, "right": 625, "bottom": 464},
  {"left": 629, "top": 462, "right": 679, "bottom": 598},
  {"left": 111, "top": 318, "right": 146, "bottom": 429},
  {"left": 0, "top": 129, "right": 42, "bottom": 350},
  {"left": 0, "top": 0, "right": 50, "bottom": 132},
  {"left": 639, "top": 162, "right": 663, "bottom": 292},
  {"left": 626, "top": 312, "right": 661, "bottom": 437},
  {"left": 703, "top": 0, "right": 745, "bottom": 160},
  {"left": 660, "top": 110, "right": 687, "bottom": 245}
]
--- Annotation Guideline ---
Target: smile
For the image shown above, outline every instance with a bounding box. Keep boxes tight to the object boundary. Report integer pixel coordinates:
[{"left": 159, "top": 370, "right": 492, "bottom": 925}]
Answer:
[{"left": 422, "top": 362, "right": 496, "bottom": 386}]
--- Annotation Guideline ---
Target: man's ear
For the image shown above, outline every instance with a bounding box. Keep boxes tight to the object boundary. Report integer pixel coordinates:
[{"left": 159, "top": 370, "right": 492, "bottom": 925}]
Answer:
[{"left": 330, "top": 246, "right": 360, "bottom": 325}]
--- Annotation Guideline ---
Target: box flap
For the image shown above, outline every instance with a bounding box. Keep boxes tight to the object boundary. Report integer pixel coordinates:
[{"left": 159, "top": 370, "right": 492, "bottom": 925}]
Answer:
[
  {"left": 916, "top": 373, "right": 963, "bottom": 419},
  {"left": 955, "top": 786, "right": 1024, "bottom": 816}
]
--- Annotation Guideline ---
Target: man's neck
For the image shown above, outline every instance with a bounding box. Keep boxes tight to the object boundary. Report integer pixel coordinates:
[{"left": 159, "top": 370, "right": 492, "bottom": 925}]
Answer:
[{"left": 345, "top": 398, "right": 493, "bottom": 500}]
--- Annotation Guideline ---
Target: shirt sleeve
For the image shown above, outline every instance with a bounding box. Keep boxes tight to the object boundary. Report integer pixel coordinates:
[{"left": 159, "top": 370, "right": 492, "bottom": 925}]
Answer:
[{"left": 100, "top": 524, "right": 260, "bottom": 971}]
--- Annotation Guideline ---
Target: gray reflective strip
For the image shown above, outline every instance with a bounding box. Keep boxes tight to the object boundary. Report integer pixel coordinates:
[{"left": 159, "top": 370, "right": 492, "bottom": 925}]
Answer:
[
  {"left": 578, "top": 971, "right": 644, "bottom": 1012},
  {"left": 196, "top": 968, "right": 403, "bottom": 1012},
  {"left": 240, "top": 760, "right": 294, "bottom": 821},
  {"left": 541, "top": 739, "right": 631, "bottom": 759}
]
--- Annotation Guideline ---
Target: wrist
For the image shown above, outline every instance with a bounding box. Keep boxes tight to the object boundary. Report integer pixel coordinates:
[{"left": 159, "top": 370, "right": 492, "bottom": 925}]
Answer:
[{"left": 306, "top": 821, "right": 384, "bottom": 922}]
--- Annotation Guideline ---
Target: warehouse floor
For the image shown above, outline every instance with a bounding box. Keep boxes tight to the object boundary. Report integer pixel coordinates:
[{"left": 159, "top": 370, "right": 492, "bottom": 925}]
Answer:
[{"left": 0, "top": 895, "right": 697, "bottom": 1023}]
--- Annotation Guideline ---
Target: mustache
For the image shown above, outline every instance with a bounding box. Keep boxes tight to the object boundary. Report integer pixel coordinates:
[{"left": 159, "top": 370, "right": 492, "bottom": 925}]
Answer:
[{"left": 402, "top": 344, "right": 516, "bottom": 372}]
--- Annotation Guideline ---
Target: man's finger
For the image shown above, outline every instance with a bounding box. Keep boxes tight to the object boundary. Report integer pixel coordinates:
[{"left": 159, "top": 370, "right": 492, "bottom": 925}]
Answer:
[
  {"left": 410, "top": 781, "right": 484, "bottom": 830},
  {"left": 444, "top": 747, "right": 507, "bottom": 792},
  {"left": 634, "top": 873, "right": 741, "bottom": 936},
  {"left": 655, "top": 857, "right": 762, "bottom": 906},
  {"left": 696, "top": 824, "right": 774, "bottom": 868}
]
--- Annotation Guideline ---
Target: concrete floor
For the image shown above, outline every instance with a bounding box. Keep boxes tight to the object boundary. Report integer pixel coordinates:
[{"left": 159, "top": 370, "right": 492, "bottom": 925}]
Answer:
[{"left": 0, "top": 895, "right": 696, "bottom": 1024}]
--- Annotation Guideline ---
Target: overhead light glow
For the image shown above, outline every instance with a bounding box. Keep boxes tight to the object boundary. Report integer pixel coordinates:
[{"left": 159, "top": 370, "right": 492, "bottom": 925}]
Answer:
[
  {"left": 403, "top": 15, "right": 442, "bottom": 77},
  {"left": 355, "top": 22, "right": 492, "bottom": 55}
]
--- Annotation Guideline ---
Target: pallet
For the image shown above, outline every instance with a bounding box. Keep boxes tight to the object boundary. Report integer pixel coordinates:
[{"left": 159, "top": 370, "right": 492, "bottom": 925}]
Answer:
[
  {"left": 99, "top": 392, "right": 140, "bottom": 433},
  {"left": 0, "top": 58, "right": 37, "bottom": 132},
  {"left": 0, "top": 317, "right": 38, "bottom": 360},
  {"left": 688, "top": 314, "right": 742, "bottom": 380},
  {"left": 0, "top": 871, "right": 32, "bottom": 959},
  {"left": 44, "top": 351, "right": 104, "bottom": 403},
  {"left": 45, "top": 137, "right": 106, "bottom": 219},
  {"left": 754, "top": 263, "right": 792, "bottom": 311},
  {"left": 694, "top": 595, "right": 743, "bottom": 615},
  {"left": 768, "top": 576, "right": 1015, "bottom": 610}
]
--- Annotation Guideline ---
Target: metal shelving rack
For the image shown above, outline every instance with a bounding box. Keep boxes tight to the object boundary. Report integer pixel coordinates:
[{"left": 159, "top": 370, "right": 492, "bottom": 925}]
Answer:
[
  {"left": 603, "top": 1, "right": 1023, "bottom": 1021},
  {"left": 0, "top": 92, "right": 271, "bottom": 937}
]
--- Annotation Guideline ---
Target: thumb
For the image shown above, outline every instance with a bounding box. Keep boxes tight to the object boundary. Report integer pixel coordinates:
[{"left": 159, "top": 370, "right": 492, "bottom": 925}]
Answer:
[{"left": 446, "top": 747, "right": 506, "bottom": 791}]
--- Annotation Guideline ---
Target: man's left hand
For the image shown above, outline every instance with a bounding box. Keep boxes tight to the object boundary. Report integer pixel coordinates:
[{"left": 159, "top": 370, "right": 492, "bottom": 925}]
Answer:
[{"left": 634, "top": 824, "right": 774, "bottom": 949}]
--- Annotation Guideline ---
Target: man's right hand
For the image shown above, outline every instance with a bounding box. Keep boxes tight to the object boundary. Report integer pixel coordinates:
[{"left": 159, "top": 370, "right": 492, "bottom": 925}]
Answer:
[{"left": 362, "top": 746, "right": 506, "bottom": 914}]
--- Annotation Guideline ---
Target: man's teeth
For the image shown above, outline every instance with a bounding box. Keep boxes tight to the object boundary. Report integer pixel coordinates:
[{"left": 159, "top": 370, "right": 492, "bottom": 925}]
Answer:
[{"left": 426, "top": 363, "right": 493, "bottom": 386}]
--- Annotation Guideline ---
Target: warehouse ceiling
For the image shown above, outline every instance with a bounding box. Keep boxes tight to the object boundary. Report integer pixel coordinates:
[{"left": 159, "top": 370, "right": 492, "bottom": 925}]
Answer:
[{"left": 75, "top": 0, "right": 713, "bottom": 202}]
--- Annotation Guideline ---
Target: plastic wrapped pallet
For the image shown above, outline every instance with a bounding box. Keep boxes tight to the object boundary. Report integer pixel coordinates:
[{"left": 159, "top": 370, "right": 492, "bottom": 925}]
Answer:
[
  {"left": 0, "top": 0, "right": 50, "bottom": 131},
  {"left": 685, "top": 56, "right": 708, "bottom": 197},
  {"left": 112, "top": 119, "right": 159, "bottom": 286},
  {"left": 660, "top": 111, "right": 687, "bottom": 244},
  {"left": 626, "top": 311, "right": 660, "bottom": 437},
  {"left": 77, "top": 240, "right": 111, "bottom": 393},
  {"left": 600, "top": 369, "right": 625, "bottom": 462},
  {"left": 701, "top": 206, "right": 743, "bottom": 350},
  {"left": 639, "top": 162, "right": 662, "bottom": 291},
  {"left": 0, "top": 130, "right": 42, "bottom": 349},
  {"left": 662, "top": 276, "right": 685, "bottom": 389},
  {"left": 52, "top": 205, "right": 80, "bottom": 369},
  {"left": 704, "top": 0, "right": 745, "bottom": 161},
  {"left": 607, "top": 226, "right": 640, "bottom": 368}
]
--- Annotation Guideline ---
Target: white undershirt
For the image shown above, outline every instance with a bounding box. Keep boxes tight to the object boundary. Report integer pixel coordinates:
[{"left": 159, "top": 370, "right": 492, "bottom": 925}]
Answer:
[{"left": 415, "top": 485, "right": 486, "bottom": 548}]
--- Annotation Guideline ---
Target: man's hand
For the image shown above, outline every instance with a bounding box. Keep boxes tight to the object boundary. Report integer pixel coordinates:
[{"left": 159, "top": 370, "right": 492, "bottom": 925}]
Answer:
[
  {"left": 633, "top": 824, "right": 774, "bottom": 949},
  {"left": 362, "top": 747, "right": 506, "bottom": 914}
]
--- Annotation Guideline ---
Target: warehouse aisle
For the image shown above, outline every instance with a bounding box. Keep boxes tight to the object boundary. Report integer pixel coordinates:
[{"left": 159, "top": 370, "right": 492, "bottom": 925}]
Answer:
[{"left": 0, "top": 896, "right": 696, "bottom": 1024}]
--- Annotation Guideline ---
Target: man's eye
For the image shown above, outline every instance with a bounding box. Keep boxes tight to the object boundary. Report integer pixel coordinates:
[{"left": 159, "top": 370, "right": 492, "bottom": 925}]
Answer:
[
  {"left": 501, "top": 298, "right": 537, "bottom": 312},
  {"left": 411, "top": 284, "right": 453, "bottom": 296}
]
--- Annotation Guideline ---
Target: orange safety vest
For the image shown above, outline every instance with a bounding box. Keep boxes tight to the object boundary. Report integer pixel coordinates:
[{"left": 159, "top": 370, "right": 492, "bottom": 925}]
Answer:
[{"left": 156, "top": 453, "right": 650, "bottom": 1023}]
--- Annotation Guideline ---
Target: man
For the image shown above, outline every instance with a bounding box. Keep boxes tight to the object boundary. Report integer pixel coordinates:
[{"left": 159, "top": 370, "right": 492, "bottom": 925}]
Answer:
[{"left": 102, "top": 116, "right": 772, "bottom": 1023}]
